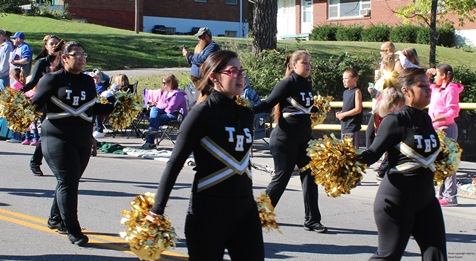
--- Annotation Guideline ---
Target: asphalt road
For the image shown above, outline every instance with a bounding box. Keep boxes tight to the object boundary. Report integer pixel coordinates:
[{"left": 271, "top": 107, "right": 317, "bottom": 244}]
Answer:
[{"left": 1, "top": 135, "right": 475, "bottom": 260}]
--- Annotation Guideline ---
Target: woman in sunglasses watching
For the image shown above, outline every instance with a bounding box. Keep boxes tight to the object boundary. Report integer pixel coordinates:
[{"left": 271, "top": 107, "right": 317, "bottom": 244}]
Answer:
[
  {"left": 147, "top": 50, "right": 264, "bottom": 260},
  {"left": 253, "top": 50, "right": 327, "bottom": 234},
  {"left": 32, "top": 41, "right": 115, "bottom": 246}
]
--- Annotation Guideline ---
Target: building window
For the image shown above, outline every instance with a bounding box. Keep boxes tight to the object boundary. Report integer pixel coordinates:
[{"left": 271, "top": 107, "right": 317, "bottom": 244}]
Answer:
[
  {"left": 195, "top": 0, "right": 207, "bottom": 3},
  {"left": 328, "top": 0, "right": 371, "bottom": 19},
  {"left": 225, "top": 31, "right": 237, "bottom": 37},
  {"left": 226, "top": 0, "right": 238, "bottom": 5}
]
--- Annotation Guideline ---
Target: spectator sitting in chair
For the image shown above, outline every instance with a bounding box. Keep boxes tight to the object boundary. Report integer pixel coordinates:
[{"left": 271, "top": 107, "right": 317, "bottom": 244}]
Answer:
[
  {"left": 91, "top": 72, "right": 107, "bottom": 139},
  {"left": 142, "top": 73, "right": 188, "bottom": 149}
]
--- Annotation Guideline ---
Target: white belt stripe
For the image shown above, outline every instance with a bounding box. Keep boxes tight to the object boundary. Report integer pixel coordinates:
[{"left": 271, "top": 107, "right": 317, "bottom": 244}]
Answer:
[
  {"left": 283, "top": 97, "right": 312, "bottom": 118},
  {"left": 47, "top": 97, "right": 95, "bottom": 122},
  {"left": 198, "top": 137, "right": 251, "bottom": 192},
  {"left": 388, "top": 142, "right": 441, "bottom": 173}
]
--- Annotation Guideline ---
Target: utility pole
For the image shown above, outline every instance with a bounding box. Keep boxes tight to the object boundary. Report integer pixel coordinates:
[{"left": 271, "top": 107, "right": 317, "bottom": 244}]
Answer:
[{"left": 135, "top": 0, "right": 139, "bottom": 33}]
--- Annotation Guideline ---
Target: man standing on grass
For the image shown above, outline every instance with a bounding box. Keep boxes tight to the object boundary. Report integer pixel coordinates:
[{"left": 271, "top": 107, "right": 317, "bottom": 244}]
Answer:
[{"left": 182, "top": 27, "right": 220, "bottom": 106}]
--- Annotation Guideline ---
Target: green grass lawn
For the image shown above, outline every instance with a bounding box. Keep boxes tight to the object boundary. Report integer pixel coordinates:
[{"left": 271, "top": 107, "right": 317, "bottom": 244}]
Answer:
[{"left": 2, "top": 14, "right": 475, "bottom": 73}]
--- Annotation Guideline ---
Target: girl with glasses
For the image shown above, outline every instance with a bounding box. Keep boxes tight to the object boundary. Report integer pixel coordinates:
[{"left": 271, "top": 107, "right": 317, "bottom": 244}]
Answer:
[
  {"left": 32, "top": 41, "right": 115, "bottom": 246},
  {"left": 147, "top": 50, "right": 264, "bottom": 260}
]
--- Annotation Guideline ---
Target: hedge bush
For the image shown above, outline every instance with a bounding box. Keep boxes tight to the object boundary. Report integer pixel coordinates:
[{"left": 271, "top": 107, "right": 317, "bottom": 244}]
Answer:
[
  {"left": 389, "top": 25, "right": 420, "bottom": 43},
  {"left": 417, "top": 27, "right": 455, "bottom": 47},
  {"left": 310, "top": 53, "right": 375, "bottom": 100},
  {"left": 239, "top": 49, "right": 287, "bottom": 97},
  {"left": 309, "top": 24, "right": 340, "bottom": 41},
  {"left": 336, "top": 25, "right": 363, "bottom": 41},
  {"left": 361, "top": 24, "right": 391, "bottom": 42}
]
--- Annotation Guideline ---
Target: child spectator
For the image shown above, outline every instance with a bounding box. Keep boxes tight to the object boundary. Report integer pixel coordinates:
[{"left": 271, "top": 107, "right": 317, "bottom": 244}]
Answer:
[
  {"left": 6, "top": 68, "right": 25, "bottom": 143},
  {"left": 336, "top": 69, "right": 363, "bottom": 149},
  {"left": 22, "top": 75, "right": 39, "bottom": 146},
  {"left": 91, "top": 71, "right": 107, "bottom": 139},
  {"left": 427, "top": 64, "right": 464, "bottom": 207}
]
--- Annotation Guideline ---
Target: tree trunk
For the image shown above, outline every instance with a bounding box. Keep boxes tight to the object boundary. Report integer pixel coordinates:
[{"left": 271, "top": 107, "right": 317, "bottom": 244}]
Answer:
[
  {"left": 429, "top": 0, "right": 438, "bottom": 67},
  {"left": 252, "top": 0, "right": 277, "bottom": 56}
]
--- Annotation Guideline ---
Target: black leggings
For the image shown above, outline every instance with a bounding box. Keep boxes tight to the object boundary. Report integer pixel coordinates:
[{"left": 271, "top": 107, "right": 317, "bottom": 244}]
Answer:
[
  {"left": 266, "top": 128, "right": 322, "bottom": 226},
  {"left": 30, "top": 114, "right": 46, "bottom": 167},
  {"left": 42, "top": 134, "right": 91, "bottom": 236},
  {"left": 370, "top": 173, "right": 447, "bottom": 261},
  {"left": 185, "top": 194, "right": 264, "bottom": 261}
]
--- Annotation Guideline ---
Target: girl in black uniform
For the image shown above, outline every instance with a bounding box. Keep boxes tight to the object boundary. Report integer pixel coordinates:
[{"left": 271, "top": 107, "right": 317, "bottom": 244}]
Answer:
[
  {"left": 32, "top": 41, "right": 114, "bottom": 246},
  {"left": 22, "top": 34, "right": 62, "bottom": 176},
  {"left": 358, "top": 68, "right": 447, "bottom": 260},
  {"left": 253, "top": 50, "right": 326, "bottom": 233},
  {"left": 147, "top": 50, "right": 264, "bottom": 261}
]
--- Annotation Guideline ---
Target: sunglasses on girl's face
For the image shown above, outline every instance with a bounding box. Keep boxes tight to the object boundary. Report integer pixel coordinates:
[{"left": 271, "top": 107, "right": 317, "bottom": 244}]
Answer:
[{"left": 219, "top": 68, "right": 248, "bottom": 79}]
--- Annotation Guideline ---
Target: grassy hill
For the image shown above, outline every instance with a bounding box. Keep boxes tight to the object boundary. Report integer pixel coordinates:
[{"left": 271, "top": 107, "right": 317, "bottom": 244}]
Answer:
[{"left": 1, "top": 13, "right": 475, "bottom": 72}]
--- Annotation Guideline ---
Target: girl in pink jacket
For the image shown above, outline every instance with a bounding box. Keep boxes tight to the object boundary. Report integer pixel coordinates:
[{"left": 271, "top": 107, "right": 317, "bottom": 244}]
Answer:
[{"left": 427, "top": 64, "right": 464, "bottom": 207}]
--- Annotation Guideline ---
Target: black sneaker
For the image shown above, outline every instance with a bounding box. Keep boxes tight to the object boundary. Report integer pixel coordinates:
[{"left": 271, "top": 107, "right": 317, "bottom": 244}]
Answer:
[
  {"left": 375, "top": 174, "right": 383, "bottom": 182},
  {"left": 68, "top": 233, "right": 89, "bottom": 246},
  {"left": 304, "top": 223, "right": 328, "bottom": 233},
  {"left": 47, "top": 219, "right": 68, "bottom": 234},
  {"left": 30, "top": 165, "right": 43, "bottom": 176}
]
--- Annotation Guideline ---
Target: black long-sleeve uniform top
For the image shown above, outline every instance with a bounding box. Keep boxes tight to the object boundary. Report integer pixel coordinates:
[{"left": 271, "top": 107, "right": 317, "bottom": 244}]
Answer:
[
  {"left": 358, "top": 105, "right": 441, "bottom": 176},
  {"left": 150, "top": 90, "right": 255, "bottom": 215},
  {"left": 22, "top": 55, "right": 55, "bottom": 92},
  {"left": 253, "top": 72, "right": 315, "bottom": 142},
  {"left": 32, "top": 69, "right": 114, "bottom": 141}
]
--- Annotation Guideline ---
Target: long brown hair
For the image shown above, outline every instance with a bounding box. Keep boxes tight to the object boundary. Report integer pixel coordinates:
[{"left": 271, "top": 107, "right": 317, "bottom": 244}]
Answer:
[
  {"left": 273, "top": 50, "right": 311, "bottom": 123},
  {"left": 50, "top": 41, "right": 82, "bottom": 73},
  {"left": 398, "top": 68, "right": 427, "bottom": 107},
  {"left": 196, "top": 50, "right": 238, "bottom": 104}
]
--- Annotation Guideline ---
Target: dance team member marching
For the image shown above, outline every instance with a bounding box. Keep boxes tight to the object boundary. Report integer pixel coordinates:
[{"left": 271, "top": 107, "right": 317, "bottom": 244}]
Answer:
[
  {"left": 147, "top": 50, "right": 264, "bottom": 261},
  {"left": 358, "top": 68, "right": 447, "bottom": 260},
  {"left": 32, "top": 41, "right": 115, "bottom": 246},
  {"left": 253, "top": 50, "right": 327, "bottom": 233},
  {"left": 22, "top": 34, "right": 62, "bottom": 176}
]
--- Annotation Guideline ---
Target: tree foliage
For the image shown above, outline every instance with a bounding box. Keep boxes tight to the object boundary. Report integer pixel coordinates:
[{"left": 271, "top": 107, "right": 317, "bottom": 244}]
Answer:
[
  {"left": 394, "top": 0, "right": 476, "bottom": 67},
  {"left": 0, "top": 0, "right": 25, "bottom": 14},
  {"left": 396, "top": 0, "right": 476, "bottom": 27}
]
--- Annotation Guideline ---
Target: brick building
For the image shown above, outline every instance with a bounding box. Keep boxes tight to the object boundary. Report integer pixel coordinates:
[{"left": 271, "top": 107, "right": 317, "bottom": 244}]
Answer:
[
  {"left": 64, "top": 0, "right": 249, "bottom": 37},
  {"left": 278, "top": 0, "right": 476, "bottom": 45}
]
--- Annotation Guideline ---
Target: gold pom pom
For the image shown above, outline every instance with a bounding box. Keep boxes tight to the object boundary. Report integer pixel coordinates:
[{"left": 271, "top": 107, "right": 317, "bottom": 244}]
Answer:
[
  {"left": 108, "top": 91, "right": 143, "bottom": 130},
  {"left": 256, "top": 193, "right": 281, "bottom": 233},
  {"left": 120, "top": 192, "right": 176, "bottom": 261},
  {"left": 301, "top": 134, "right": 366, "bottom": 197},
  {"left": 434, "top": 130, "right": 462, "bottom": 186},
  {"left": 235, "top": 96, "right": 251, "bottom": 108},
  {"left": 311, "top": 95, "right": 333, "bottom": 127},
  {"left": 0, "top": 88, "right": 41, "bottom": 132}
]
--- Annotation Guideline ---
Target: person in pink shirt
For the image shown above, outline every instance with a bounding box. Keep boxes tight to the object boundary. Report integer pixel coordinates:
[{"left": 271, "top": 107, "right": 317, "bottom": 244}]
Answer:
[
  {"left": 6, "top": 68, "right": 26, "bottom": 143},
  {"left": 427, "top": 64, "right": 464, "bottom": 207},
  {"left": 142, "top": 73, "right": 188, "bottom": 149}
]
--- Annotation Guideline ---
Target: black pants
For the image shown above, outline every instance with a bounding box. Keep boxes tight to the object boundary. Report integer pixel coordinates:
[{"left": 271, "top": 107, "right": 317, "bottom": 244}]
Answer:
[
  {"left": 185, "top": 194, "right": 264, "bottom": 261},
  {"left": 30, "top": 114, "right": 46, "bottom": 167},
  {"left": 266, "top": 128, "right": 322, "bottom": 226},
  {"left": 370, "top": 173, "right": 447, "bottom": 260},
  {"left": 43, "top": 134, "right": 91, "bottom": 236},
  {"left": 366, "top": 115, "right": 375, "bottom": 149}
]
